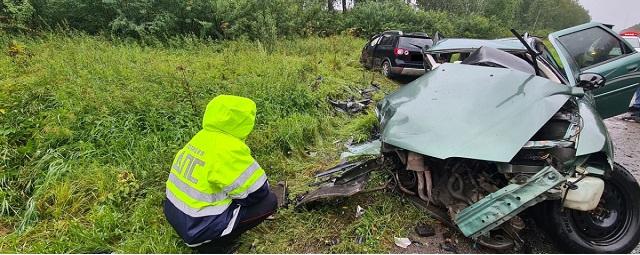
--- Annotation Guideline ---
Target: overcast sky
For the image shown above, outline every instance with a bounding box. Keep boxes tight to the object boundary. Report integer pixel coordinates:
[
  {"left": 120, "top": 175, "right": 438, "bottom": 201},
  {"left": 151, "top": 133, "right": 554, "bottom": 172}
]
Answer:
[{"left": 578, "top": 0, "right": 640, "bottom": 31}]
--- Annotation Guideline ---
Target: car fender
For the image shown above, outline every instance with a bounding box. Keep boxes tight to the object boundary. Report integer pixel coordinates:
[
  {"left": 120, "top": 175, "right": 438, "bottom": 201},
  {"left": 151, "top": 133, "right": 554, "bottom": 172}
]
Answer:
[{"left": 575, "top": 97, "right": 615, "bottom": 170}]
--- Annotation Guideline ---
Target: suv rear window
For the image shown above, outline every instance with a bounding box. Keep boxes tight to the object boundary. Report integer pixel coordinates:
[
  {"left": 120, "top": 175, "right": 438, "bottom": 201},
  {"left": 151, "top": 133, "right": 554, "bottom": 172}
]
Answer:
[{"left": 398, "top": 37, "right": 432, "bottom": 50}]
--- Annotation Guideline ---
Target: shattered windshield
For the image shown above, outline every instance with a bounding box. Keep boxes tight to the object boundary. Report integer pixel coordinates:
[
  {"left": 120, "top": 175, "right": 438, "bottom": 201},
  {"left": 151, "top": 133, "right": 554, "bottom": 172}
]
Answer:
[{"left": 460, "top": 47, "right": 535, "bottom": 75}]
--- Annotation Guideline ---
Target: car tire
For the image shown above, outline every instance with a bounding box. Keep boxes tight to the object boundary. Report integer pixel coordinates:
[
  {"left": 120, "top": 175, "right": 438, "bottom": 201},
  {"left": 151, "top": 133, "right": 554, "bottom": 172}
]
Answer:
[
  {"left": 381, "top": 60, "right": 393, "bottom": 78},
  {"left": 535, "top": 163, "right": 640, "bottom": 253}
]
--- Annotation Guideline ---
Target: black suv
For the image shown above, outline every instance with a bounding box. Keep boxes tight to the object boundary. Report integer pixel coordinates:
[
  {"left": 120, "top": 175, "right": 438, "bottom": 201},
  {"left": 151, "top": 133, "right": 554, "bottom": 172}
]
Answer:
[{"left": 360, "top": 31, "right": 433, "bottom": 77}]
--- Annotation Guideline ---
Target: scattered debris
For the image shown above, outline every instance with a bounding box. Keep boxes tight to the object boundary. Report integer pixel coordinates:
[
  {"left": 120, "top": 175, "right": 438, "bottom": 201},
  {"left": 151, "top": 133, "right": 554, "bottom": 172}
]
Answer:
[
  {"left": 441, "top": 238, "right": 458, "bottom": 253},
  {"left": 415, "top": 223, "right": 436, "bottom": 237},
  {"left": 394, "top": 237, "right": 412, "bottom": 249},
  {"left": 296, "top": 174, "right": 370, "bottom": 207},
  {"left": 355, "top": 205, "right": 365, "bottom": 218},
  {"left": 328, "top": 97, "right": 371, "bottom": 114},
  {"left": 314, "top": 161, "right": 365, "bottom": 180},
  {"left": 355, "top": 235, "right": 365, "bottom": 244},
  {"left": 328, "top": 83, "right": 380, "bottom": 114},
  {"left": 340, "top": 140, "right": 381, "bottom": 160},
  {"left": 325, "top": 237, "right": 341, "bottom": 246},
  {"left": 359, "top": 82, "right": 380, "bottom": 98}
]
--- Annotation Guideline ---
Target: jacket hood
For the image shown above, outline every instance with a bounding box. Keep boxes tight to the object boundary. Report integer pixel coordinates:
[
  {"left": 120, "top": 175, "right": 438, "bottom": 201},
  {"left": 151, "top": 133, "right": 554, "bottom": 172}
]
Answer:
[{"left": 202, "top": 95, "right": 256, "bottom": 140}]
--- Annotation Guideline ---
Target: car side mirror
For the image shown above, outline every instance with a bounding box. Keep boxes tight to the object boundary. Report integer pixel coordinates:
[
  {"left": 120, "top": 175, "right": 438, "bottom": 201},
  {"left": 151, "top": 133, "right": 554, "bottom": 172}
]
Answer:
[{"left": 577, "top": 73, "right": 605, "bottom": 90}]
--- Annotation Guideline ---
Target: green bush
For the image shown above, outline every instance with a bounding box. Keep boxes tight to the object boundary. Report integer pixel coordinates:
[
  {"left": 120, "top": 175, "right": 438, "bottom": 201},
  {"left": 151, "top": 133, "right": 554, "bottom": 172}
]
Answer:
[
  {"left": 2, "top": 0, "right": 590, "bottom": 40},
  {"left": 0, "top": 0, "right": 35, "bottom": 32}
]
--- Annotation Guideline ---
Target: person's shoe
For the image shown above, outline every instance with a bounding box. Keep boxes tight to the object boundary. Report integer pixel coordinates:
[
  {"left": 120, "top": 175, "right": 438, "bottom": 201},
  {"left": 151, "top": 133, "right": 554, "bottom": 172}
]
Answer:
[
  {"left": 629, "top": 106, "right": 640, "bottom": 113},
  {"left": 195, "top": 240, "right": 240, "bottom": 254}
]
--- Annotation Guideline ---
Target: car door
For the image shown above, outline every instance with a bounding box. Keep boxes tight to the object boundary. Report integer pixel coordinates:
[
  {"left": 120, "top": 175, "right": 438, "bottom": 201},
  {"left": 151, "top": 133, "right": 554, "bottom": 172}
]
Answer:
[
  {"left": 373, "top": 35, "right": 395, "bottom": 68},
  {"left": 549, "top": 22, "right": 640, "bottom": 118},
  {"left": 361, "top": 35, "right": 381, "bottom": 68}
]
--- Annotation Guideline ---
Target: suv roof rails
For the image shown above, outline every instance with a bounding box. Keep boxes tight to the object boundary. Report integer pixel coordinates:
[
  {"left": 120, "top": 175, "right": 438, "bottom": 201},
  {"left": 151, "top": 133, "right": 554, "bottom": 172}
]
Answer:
[{"left": 382, "top": 30, "right": 403, "bottom": 36}]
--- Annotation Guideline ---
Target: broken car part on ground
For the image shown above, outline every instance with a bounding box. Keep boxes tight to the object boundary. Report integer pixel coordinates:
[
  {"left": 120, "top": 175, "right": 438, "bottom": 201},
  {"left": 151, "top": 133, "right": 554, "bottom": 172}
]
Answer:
[
  {"left": 328, "top": 83, "right": 380, "bottom": 114},
  {"left": 297, "top": 23, "right": 640, "bottom": 253}
]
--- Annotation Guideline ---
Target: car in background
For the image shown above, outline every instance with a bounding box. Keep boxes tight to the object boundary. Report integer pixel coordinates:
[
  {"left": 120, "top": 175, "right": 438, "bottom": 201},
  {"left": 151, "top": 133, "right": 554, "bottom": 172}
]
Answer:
[
  {"left": 360, "top": 31, "right": 433, "bottom": 78},
  {"left": 621, "top": 31, "right": 640, "bottom": 52}
]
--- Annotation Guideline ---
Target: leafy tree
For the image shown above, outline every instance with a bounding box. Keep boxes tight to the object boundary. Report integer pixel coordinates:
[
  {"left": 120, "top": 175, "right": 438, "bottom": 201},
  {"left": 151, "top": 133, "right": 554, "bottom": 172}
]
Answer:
[
  {"left": 0, "top": 0, "right": 35, "bottom": 32},
  {"left": 2, "top": 0, "right": 591, "bottom": 40}
]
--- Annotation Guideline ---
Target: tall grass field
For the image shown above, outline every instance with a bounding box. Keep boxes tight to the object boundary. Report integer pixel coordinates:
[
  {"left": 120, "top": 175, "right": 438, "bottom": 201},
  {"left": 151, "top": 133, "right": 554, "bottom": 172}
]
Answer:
[{"left": 0, "top": 34, "right": 431, "bottom": 253}]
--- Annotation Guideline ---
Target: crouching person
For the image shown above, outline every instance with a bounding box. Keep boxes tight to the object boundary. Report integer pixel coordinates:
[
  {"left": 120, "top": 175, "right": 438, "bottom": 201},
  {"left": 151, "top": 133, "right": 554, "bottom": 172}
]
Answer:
[{"left": 163, "top": 95, "right": 277, "bottom": 253}]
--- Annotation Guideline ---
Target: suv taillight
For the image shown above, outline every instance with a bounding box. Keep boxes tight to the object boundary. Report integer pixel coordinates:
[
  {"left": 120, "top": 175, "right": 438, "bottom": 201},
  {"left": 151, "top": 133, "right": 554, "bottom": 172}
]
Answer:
[{"left": 394, "top": 48, "right": 410, "bottom": 56}]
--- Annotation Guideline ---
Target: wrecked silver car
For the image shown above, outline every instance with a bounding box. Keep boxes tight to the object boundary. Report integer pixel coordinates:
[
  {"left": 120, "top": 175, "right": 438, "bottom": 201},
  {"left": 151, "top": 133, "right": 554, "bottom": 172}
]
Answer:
[{"left": 299, "top": 23, "right": 640, "bottom": 253}]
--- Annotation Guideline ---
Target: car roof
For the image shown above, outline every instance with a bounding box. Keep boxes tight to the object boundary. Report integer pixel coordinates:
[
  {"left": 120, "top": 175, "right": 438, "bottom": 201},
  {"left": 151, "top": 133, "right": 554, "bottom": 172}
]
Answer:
[
  {"left": 380, "top": 31, "right": 430, "bottom": 38},
  {"left": 425, "top": 38, "right": 527, "bottom": 53}
]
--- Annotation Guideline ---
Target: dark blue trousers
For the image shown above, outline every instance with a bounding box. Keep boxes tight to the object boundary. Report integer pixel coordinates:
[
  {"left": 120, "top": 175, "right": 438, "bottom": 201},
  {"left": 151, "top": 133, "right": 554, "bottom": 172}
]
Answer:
[{"left": 194, "top": 190, "right": 278, "bottom": 253}]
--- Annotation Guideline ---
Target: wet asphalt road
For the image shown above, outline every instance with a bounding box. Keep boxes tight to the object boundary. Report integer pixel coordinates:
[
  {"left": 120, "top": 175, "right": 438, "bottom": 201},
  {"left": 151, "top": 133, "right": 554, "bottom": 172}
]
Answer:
[{"left": 604, "top": 117, "right": 640, "bottom": 254}]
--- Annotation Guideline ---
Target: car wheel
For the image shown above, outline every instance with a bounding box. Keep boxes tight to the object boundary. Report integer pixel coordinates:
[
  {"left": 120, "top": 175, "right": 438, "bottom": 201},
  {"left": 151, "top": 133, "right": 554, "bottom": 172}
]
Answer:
[
  {"left": 381, "top": 60, "right": 393, "bottom": 78},
  {"left": 535, "top": 163, "right": 640, "bottom": 253}
]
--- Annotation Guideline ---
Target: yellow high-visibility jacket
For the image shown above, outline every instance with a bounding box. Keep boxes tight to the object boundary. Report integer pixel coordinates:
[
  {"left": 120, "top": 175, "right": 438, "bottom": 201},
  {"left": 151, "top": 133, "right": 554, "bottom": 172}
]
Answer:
[{"left": 165, "top": 95, "right": 267, "bottom": 218}]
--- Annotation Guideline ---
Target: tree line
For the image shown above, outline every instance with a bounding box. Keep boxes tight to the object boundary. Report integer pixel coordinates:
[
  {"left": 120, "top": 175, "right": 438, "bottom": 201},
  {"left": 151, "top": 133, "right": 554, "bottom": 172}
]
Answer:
[{"left": 1, "top": 0, "right": 590, "bottom": 41}]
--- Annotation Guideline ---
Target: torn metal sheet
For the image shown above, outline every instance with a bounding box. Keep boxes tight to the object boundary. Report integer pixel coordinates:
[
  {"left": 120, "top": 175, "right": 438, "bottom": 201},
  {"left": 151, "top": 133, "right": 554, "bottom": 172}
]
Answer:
[
  {"left": 454, "top": 166, "right": 566, "bottom": 238},
  {"left": 340, "top": 139, "right": 382, "bottom": 160},
  {"left": 296, "top": 174, "right": 370, "bottom": 207},
  {"left": 334, "top": 157, "right": 383, "bottom": 185},
  {"left": 314, "top": 161, "right": 366, "bottom": 179},
  {"left": 328, "top": 84, "right": 380, "bottom": 114},
  {"left": 298, "top": 158, "right": 384, "bottom": 206},
  {"left": 329, "top": 98, "right": 371, "bottom": 114}
]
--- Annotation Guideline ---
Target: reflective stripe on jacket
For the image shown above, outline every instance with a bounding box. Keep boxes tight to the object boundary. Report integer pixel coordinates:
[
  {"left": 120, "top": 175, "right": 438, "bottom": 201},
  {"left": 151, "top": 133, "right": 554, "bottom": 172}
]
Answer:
[{"left": 165, "top": 95, "right": 267, "bottom": 218}]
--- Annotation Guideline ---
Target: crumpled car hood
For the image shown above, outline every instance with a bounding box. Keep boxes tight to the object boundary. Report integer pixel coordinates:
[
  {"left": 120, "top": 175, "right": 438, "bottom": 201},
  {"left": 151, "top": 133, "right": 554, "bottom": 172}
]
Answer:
[{"left": 377, "top": 63, "right": 576, "bottom": 162}]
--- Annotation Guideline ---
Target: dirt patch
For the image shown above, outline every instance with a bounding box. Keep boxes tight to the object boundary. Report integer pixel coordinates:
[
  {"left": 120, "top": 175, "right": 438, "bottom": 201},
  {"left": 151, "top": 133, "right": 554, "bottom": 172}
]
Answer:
[
  {"left": 393, "top": 223, "right": 494, "bottom": 254},
  {"left": 0, "top": 222, "right": 11, "bottom": 236}
]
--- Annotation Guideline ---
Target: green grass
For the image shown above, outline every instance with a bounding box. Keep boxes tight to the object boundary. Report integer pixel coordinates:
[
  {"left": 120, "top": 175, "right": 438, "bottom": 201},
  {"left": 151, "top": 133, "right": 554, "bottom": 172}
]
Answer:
[{"left": 0, "top": 33, "right": 431, "bottom": 253}]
